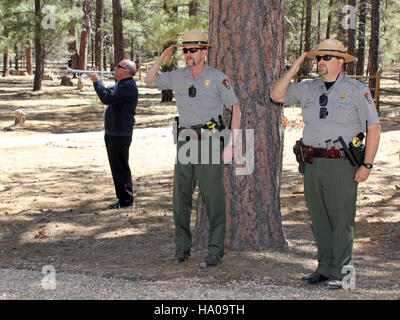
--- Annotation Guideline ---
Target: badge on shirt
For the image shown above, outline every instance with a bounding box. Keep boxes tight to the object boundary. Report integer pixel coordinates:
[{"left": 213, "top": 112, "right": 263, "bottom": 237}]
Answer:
[
  {"left": 340, "top": 91, "right": 347, "bottom": 99},
  {"left": 204, "top": 80, "right": 210, "bottom": 88},
  {"left": 178, "top": 85, "right": 185, "bottom": 89},
  {"left": 306, "top": 98, "right": 312, "bottom": 102},
  {"left": 222, "top": 79, "right": 231, "bottom": 89},
  {"left": 364, "top": 92, "right": 373, "bottom": 104}
]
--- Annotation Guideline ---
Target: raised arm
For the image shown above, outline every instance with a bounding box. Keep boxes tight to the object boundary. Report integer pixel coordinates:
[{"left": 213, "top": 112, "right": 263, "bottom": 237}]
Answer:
[
  {"left": 270, "top": 52, "right": 308, "bottom": 103},
  {"left": 144, "top": 45, "right": 175, "bottom": 86}
]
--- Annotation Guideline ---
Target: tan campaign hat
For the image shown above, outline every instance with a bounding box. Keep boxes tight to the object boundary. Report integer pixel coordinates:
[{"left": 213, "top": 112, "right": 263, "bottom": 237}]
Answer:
[
  {"left": 175, "top": 29, "right": 214, "bottom": 47},
  {"left": 306, "top": 39, "right": 356, "bottom": 62}
]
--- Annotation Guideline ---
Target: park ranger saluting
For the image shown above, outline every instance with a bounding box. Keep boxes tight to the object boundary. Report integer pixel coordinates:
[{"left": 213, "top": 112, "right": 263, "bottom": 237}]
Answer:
[
  {"left": 270, "top": 39, "right": 381, "bottom": 289},
  {"left": 144, "top": 29, "right": 241, "bottom": 268}
]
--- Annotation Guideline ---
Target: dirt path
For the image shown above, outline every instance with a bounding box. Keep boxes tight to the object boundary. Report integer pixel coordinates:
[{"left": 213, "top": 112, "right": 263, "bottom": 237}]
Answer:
[{"left": 0, "top": 76, "right": 399, "bottom": 299}]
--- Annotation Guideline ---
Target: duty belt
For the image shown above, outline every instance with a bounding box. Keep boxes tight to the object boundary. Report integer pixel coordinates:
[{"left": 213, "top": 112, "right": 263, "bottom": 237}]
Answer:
[
  {"left": 303, "top": 146, "right": 346, "bottom": 160},
  {"left": 177, "top": 125, "right": 219, "bottom": 141}
]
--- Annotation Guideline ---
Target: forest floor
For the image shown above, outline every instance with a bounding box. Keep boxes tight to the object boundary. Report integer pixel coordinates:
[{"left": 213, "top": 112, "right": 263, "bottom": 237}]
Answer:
[{"left": 0, "top": 74, "right": 399, "bottom": 300}]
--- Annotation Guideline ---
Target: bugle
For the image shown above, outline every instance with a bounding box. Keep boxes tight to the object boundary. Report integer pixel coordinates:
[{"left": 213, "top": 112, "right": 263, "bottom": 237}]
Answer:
[{"left": 66, "top": 66, "right": 115, "bottom": 79}]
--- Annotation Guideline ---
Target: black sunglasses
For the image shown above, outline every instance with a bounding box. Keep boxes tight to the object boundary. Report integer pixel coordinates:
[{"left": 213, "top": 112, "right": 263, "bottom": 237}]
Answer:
[
  {"left": 117, "top": 63, "right": 127, "bottom": 70},
  {"left": 316, "top": 55, "right": 340, "bottom": 62},
  {"left": 183, "top": 47, "right": 204, "bottom": 54},
  {"left": 319, "top": 94, "right": 329, "bottom": 119}
]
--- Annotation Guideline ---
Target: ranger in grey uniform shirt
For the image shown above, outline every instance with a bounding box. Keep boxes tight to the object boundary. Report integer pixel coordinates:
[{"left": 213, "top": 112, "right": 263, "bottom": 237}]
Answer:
[
  {"left": 284, "top": 72, "right": 379, "bottom": 147},
  {"left": 271, "top": 39, "right": 381, "bottom": 290},
  {"left": 145, "top": 29, "right": 241, "bottom": 269}
]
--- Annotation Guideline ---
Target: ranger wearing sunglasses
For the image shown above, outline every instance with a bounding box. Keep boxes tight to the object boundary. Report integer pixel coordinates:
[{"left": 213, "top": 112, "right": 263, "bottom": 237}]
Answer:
[
  {"left": 144, "top": 29, "right": 241, "bottom": 269},
  {"left": 270, "top": 39, "right": 381, "bottom": 290}
]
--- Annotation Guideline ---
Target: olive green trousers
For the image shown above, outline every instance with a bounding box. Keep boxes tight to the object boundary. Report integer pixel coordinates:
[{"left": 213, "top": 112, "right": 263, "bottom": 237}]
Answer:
[
  {"left": 173, "top": 138, "right": 226, "bottom": 257},
  {"left": 304, "top": 158, "right": 358, "bottom": 278}
]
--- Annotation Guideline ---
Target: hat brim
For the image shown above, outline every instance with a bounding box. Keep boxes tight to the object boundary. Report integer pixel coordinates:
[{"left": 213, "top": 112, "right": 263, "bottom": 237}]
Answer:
[
  {"left": 174, "top": 43, "right": 214, "bottom": 48},
  {"left": 307, "top": 50, "right": 356, "bottom": 63}
]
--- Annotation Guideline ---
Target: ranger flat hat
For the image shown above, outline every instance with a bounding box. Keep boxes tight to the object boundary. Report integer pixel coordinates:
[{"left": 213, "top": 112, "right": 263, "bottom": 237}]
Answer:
[
  {"left": 306, "top": 39, "right": 356, "bottom": 62},
  {"left": 175, "top": 29, "right": 213, "bottom": 47}
]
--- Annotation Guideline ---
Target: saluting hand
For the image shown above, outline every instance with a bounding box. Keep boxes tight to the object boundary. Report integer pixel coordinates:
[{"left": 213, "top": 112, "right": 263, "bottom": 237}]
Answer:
[
  {"left": 158, "top": 45, "right": 175, "bottom": 66},
  {"left": 287, "top": 52, "right": 308, "bottom": 78}
]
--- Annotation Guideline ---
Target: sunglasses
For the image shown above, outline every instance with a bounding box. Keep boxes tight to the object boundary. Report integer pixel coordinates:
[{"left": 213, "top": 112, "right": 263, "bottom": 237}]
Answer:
[
  {"left": 316, "top": 55, "right": 340, "bottom": 62},
  {"left": 116, "top": 63, "right": 127, "bottom": 70},
  {"left": 183, "top": 47, "right": 204, "bottom": 54},
  {"left": 319, "top": 94, "right": 329, "bottom": 119}
]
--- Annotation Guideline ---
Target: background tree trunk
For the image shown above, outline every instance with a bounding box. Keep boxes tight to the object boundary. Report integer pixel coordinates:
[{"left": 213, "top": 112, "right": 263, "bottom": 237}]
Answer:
[
  {"left": 368, "top": 0, "right": 380, "bottom": 98},
  {"left": 112, "top": 0, "right": 124, "bottom": 65},
  {"left": 26, "top": 40, "right": 33, "bottom": 75},
  {"left": 33, "top": 0, "right": 43, "bottom": 91},
  {"left": 356, "top": 0, "right": 367, "bottom": 76},
  {"left": 303, "top": 0, "right": 312, "bottom": 75},
  {"left": 95, "top": 0, "right": 104, "bottom": 70},
  {"left": 193, "top": 0, "right": 287, "bottom": 251},
  {"left": 14, "top": 43, "right": 19, "bottom": 71},
  {"left": 3, "top": 51, "right": 10, "bottom": 77},
  {"left": 79, "top": 0, "right": 91, "bottom": 71},
  {"left": 326, "top": 0, "right": 334, "bottom": 39},
  {"left": 346, "top": 0, "right": 356, "bottom": 75},
  {"left": 189, "top": 0, "right": 200, "bottom": 16}
]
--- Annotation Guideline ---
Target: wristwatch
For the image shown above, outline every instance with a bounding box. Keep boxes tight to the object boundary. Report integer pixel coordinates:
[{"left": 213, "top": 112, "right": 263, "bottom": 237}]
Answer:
[
  {"left": 230, "top": 141, "right": 236, "bottom": 147},
  {"left": 362, "top": 163, "right": 373, "bottom": 169}
]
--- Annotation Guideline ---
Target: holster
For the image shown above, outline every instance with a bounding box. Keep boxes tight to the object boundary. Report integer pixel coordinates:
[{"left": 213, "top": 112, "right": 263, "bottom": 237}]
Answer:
[{"left": 293, "top": 139, "right": 314, "bottom": 174}]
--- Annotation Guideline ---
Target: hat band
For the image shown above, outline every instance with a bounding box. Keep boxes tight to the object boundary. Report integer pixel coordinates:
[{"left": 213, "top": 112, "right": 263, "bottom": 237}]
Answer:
[
  {"left": 182, "top": 41, "right": 208, "bottom": 45},
  {"left": 316, "top": 49, "right": 347, "bottom": 54}
]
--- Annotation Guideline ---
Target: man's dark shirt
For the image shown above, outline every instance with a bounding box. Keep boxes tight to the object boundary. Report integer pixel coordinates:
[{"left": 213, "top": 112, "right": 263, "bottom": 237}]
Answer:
[{"left": 94, "top": 77, "right": 138, "bottom": 136}]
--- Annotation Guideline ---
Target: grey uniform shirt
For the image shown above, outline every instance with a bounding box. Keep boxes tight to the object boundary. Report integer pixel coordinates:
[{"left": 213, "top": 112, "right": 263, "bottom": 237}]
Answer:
[
  {"left": 155, "top": 63, "right": 239, "bottom": 128},
  {"left": 284, "top": 73, "right": 380, "bottom": 147}
]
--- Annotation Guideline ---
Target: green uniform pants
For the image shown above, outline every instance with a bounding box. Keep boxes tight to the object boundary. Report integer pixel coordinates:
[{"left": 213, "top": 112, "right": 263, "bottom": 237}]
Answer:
[
  {"left": 173, "top": 137, "right": 226, "bottom": 257},
  {"left": 304, "top": 158, "right": 358, "bottom": 279}
]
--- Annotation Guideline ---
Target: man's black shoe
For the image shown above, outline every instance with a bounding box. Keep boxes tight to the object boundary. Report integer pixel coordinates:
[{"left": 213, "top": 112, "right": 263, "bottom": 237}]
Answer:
[
  {"left": 302, "top": 271, "right": 329, "bottom": 285},
  {"left": 172, "top": 251, "right": 191, "bottom": 264},
  {"left": 108, "top": 200, "right": 133, "bottom": 209},
  {"left": 199, "top": 254, "right": 222, "bottom": 268}
]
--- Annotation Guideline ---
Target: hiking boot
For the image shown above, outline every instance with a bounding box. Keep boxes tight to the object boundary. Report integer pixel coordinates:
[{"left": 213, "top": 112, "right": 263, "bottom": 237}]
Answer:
[
  {"left": 172, "top": 251, "right": 191, "bottom": 264},
  {"left": 199, "top": 254, "right": 222, "bottom": 269}
]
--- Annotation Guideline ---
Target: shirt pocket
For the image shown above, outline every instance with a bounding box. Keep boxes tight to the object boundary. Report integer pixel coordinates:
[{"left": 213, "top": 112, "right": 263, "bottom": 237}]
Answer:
[
  {"left": 334, "top": 101, "right": 358, "bottom": 124},
  {"left": 301, "top": 101, "right": 315, "bottom": 124}
]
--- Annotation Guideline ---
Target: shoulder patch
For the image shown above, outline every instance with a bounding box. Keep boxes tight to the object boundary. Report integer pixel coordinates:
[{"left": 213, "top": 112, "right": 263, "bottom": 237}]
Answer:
[
  {"left": 364, "top": 92, "right": 373, "bottom": 104},
  {"left": 222, "top": 79, "right": 231, "bottom": 89}
]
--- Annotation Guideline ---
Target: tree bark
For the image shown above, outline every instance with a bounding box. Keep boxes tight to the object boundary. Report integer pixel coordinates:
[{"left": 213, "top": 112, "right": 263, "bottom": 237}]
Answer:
[
  {"left": 79, "top": 0, "right": 91, "bottom": 71},
  {"left": 189, "top": 0, "right": 200, "bottom": 16},
  {"left": 95, "top": 0, "right": 104, "bottom": 70},
  {"left": 26, "top": 40, "right": 33, "bottom": 75},
  {"left": 3, "top": 51, "right": 10, "bottom": 77},
  {"left": 368, "top": 0, "right": 380, "bottom": 98},
  {"left": 346, "top": 0, "right": 356, "bottom": 75},
  {"left": 298, "top": 0, "right": 305, "bottom": 56},
  {"left": 193, "top": 0, "right": 287, "bottom": 251},
  {"left": 33, "top": 0, "right": 43, "bottom": 91},
  {"left": 303, "top": 0, "right": 312, "bottom": 75},
  {"left": 112, "top": 0, "right": 124, "bottom": 65},
  {"left": 356, "top": 0, "right": 367, "bottom": 76},
  {"left": 326, "top": 0, "right": 334, "bottom": 39}
]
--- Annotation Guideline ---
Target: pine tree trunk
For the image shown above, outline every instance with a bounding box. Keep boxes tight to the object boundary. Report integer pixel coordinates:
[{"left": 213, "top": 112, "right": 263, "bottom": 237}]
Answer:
[
  {"left": 326, "top": 0, "right": 334, "bottom": 39},
  {"left": 368, "top": 0, "right": 380, "bottom": 98},
  {"left": 356, "top": 0, "right": 367, "bottom": 76},
  {"left": 303, "top": 0, "right": 312, "bottom": 75},
  {"left": 79, "top": 0, "right": 91, "bottom": 71},
  {"left": 299, "top": 0, "right": 305, "bottom": 56},
  {"left": 3, "top": 51, "right": 9, "bottom": 77},
  {"left": 26, "top": 40, "right": 33, "bottom": 75},
  {"left": 14, "top": 43, "right": 19, "bottom": 71},
  {"left": 95, "top": 0, "right": 104, "bottom": 70},
  {"left": 112, "top": 0, "right": 124, "bottom": 65},
  {"left": 193, "top": 0, "right": 287, "bottom": 251},
  {"left": 33, "top": 0, "right": 42, "bottom": 91},
  {"left": 346, "top": 0, "right": 356, "bottom": 75}
]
